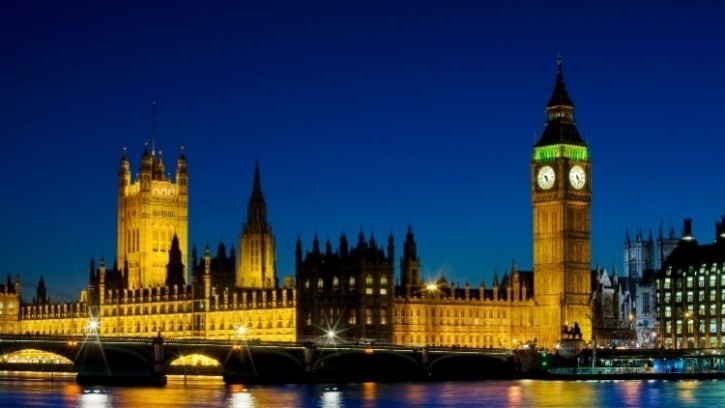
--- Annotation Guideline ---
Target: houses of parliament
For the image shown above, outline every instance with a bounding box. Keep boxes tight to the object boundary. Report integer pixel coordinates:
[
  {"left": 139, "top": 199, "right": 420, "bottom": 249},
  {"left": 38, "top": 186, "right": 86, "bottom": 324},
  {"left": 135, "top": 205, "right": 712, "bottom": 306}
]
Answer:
[{"left": 0, "top": 61, "right": 594, "bottom": 350}]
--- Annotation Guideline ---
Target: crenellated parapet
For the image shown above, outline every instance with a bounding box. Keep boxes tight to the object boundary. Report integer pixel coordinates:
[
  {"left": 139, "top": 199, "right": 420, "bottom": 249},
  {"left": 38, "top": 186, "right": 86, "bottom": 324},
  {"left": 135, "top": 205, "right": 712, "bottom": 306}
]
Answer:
[{"left": 21, "top": 302, "right": 89, "bottom": 320}]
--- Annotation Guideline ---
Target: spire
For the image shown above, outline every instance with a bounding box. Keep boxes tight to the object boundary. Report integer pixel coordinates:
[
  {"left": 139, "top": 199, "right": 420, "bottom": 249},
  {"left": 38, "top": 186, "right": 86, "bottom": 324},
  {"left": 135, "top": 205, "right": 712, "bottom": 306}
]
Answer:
[
  {"left": 253, "top": 160, "right": 262, "bottom": 197},
  {"left": 166, "top": 233, "right": 185, "bottom": 287},
  {"left": 151, "top": 100, "right": 157, "bottom": 156},
  {"left": 245, "top": 161, "right": 267, "bottom": 229},
  {"left": 547, "top": 53, "right": 574, "bottom": 108},
  {"left": 535, "top": 54, "right": 585, "bottom": 147}
]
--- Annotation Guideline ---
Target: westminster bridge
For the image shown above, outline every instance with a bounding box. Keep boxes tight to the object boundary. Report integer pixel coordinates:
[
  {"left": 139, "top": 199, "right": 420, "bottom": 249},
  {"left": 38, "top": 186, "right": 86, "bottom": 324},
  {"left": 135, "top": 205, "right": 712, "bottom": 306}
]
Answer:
[{"left": 0, "top": 334, "right": 518, "bottom": 385}]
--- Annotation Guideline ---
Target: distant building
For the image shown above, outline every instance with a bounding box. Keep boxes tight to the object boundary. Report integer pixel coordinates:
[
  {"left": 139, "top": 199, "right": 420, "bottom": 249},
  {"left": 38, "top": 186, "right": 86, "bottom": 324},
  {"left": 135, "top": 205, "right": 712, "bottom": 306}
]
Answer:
[
  {"left": 237, "top": 162, "right": 277, "bottom": 289},
  {"left": 393, "top": 228, "right": 536, "bottom": 348},
  {"left": 530, "top": 56, "right": 592, "bottom": 346},
  {"left": 20, "top": 158, "right": 295, "bottom": 342},
  {"left": 295, "top": 231, "right": 396, "bottom": 343},
  {"left": 117, "top": 145, "right": 189, "bottom": 289},
  {"left": 657, "top": 217, "right": 725, "bottom": 348},
  {"left": 0, "top": 275, "right": 21, "bottom": 334},
  {"left": 13, "top": 58, "right": 610, "bottom": 351},
  {"left": 623, "top": 227, "right": 678, "bottom": 347},
  {"left": 296, "top": 226, "right": 536, "bottom": 348},
  {"left": 590, "top": 265, "right": 635, "bottom": 346}
]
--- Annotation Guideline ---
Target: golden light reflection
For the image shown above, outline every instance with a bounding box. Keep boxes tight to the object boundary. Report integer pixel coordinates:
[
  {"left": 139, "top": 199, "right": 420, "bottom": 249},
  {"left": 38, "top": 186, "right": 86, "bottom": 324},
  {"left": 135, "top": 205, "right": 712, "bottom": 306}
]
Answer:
[
  {"left": 169, "top": 354, "right": 221, "bottom": 367},
  {"left": 63, "top": 383, "right": 82, "bottom": 400},
  {"left": 362, "top": 381, "right": 377, "bottom": 403},
  {"left": 676, "top": 381, "right": 700, "bottom": 404}
]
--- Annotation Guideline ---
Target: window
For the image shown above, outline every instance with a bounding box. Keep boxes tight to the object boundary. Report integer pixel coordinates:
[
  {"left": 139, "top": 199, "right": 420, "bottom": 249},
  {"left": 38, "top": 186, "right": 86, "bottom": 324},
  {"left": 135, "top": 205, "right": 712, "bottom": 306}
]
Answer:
[
  {"left": 366, "top": 275, "right": 373, "bottom": 285},
  {"left": 317, "top": 278, "right": 324, "bottom": 291},
  {"left": 365, "top": 308, "right": 373, "bottom": 325},
  {"left": 333, "top": 276, "right": 339, "bottom": 290},
  {"left": 349, "top": 276, "right": 356, "bottom": 291},
  {"left": 643, "top": 293, "right": 650, "bottom": 314},
  {"left": 348, "top": 309, "right": 357, "bottom": 325},
  {"left": 380, "top": 308, "right": 387, "bottom": 325}
]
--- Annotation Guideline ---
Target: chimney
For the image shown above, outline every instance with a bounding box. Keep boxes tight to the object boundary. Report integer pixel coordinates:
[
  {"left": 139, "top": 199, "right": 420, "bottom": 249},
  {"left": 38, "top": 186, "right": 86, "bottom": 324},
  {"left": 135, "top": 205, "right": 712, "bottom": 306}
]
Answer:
[{"left": 682, "top": 218, "right": 694, "bottom": 241}]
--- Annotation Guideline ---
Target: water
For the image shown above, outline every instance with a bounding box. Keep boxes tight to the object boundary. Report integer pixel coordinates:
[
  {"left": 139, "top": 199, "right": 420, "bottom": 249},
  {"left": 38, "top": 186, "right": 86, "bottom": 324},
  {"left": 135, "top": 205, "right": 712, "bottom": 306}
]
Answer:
[{"left": 1, "top": 373, "right": 724, "bottom": 407}]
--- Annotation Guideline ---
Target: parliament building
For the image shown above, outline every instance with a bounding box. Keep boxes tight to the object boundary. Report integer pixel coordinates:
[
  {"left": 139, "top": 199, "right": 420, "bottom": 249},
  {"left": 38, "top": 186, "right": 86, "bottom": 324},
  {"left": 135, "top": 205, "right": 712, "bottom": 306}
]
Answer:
[{"left": 5, "top": 60, "right": 607, "bottom": 350}]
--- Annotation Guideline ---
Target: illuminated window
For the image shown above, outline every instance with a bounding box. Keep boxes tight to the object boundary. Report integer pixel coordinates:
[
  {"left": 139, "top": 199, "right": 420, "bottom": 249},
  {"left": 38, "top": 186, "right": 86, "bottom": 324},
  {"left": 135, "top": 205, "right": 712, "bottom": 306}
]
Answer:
[
  {"left": 380, "top": 309, "right": 387, "bottom": 325},
  {"left": 348, "top": 309, "right": 356, "bottom": 325},
  {"left": 333, "top": 276, "right": 339, "bottom": 289},
  {"left": 349, "top": 276, "right": 356, "bottom": 291},
  {"left": 366, "top": 275, "right": 373, "bottom": 285},
  {"left": 365, "top": 308, "right": 373, "bottom": 324},
  {"left": 317, "top": 278, "right": 324, "bottom": 291}
]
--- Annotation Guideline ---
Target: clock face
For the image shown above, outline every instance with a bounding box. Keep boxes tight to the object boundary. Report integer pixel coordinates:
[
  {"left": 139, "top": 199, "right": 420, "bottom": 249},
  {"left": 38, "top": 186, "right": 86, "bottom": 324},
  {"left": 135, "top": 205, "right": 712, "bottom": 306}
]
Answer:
[
  {"left": 536, "top": 166, "right": 555, "bottom": 190},
  {"left": 569, "top": 165, "right": 586, "bottom": 189}
]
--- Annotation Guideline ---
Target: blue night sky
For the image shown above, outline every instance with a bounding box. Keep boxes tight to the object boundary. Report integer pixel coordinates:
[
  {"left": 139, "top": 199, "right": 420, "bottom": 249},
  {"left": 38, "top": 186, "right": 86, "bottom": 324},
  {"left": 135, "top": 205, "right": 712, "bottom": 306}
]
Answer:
[{"left": 2, "top": 1, "right": 724, "bottom": 301}]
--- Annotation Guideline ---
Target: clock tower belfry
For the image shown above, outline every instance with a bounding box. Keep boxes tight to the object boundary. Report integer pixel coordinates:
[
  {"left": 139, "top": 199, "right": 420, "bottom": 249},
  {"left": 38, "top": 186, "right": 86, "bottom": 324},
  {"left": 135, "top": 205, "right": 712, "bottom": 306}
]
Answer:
[{"left": 531, "top": 57, "right": 592, "bottom": 347}]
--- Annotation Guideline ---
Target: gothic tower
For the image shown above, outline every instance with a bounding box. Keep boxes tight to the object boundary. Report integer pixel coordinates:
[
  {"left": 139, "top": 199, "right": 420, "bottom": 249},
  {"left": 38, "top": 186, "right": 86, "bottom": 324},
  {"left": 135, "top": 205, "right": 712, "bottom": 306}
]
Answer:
[
  {"left": 531, "top": 57, "right": 592, "bottom": 347},
  {"left": 400, "top": 226, "right": 421, "bottom": 295},
  {"left": 237, "top": 162, "right": 277, "bottom": 288},
  {"left": 116, "top": 108, "right": 189, "bottom": 288}
]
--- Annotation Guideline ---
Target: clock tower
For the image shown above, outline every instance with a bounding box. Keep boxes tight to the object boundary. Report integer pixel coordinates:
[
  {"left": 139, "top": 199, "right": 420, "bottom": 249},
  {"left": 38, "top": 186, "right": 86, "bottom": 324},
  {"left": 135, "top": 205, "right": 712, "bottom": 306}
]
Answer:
[{"left": 532, "top": 57, "right": 592, "bottom": 347}]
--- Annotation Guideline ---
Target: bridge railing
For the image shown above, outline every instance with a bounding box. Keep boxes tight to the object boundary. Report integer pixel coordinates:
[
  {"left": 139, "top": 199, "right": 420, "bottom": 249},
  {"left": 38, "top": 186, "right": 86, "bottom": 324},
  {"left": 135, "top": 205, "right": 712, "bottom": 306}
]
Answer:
[{"left": 0, "top": 334, "right": 512, "bottom": 354}]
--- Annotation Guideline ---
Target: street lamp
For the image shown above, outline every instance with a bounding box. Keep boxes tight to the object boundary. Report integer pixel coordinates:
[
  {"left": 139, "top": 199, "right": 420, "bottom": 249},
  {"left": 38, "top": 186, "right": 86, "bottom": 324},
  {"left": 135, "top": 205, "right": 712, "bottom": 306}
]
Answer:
[{"left": 87, "top": 318, "right": 100, "bottom": 335}]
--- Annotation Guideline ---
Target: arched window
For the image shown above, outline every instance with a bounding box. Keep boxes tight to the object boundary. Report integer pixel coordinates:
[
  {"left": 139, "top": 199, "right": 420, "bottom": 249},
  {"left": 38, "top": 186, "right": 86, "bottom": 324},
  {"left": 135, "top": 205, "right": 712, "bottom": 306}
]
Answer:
[
  {"left": 333, "top": 276, "right": 339, "bottom": 289},
  {"left": 317, "top": 278, "right": 324, "bottom": 290}
]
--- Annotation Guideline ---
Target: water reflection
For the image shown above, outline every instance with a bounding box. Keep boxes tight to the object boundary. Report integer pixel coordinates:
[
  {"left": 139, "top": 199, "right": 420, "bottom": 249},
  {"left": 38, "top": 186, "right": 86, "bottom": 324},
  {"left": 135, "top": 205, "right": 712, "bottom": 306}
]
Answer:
[
  {"left": 228, "top": 386, "right": 255, "bottom": 408},
  {"left": 79, "top": 390, "right": 110, "bottom": 408},
  {"left": 4, "top": 376, "right": 725, "bottom": 407},
  {"left": 676, "top": 381, "right": 700, "bottom": 405},
  {"left": 320, "top": 387, "right": 343, "bottom": 408}
]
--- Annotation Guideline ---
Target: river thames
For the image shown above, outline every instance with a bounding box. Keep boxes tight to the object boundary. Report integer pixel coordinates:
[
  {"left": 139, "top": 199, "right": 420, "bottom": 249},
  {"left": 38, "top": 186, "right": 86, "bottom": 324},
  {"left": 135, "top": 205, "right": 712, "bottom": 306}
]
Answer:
[{"left": 1, "top": 373, "right": 724, "bottom": 407}]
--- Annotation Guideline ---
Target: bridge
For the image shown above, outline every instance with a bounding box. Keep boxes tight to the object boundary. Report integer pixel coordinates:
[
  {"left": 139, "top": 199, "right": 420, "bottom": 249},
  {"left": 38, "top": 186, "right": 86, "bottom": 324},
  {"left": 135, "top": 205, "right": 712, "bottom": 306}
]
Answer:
[{"left": 0, "top": 334, "right": 518, "bottom": 385}]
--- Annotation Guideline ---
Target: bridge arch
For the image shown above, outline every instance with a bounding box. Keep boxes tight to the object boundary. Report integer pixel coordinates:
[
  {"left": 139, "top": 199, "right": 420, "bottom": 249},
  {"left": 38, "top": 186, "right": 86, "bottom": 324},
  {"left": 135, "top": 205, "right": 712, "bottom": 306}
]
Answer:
[
  {"left": 427, "top": 352, "right": 517, "bottom": 380},
  {"left": 313, "top": 348, "right": 424, "bottom": 382},
  {"left": 1, "top": 348, "right": 73, "bottom": 365}
]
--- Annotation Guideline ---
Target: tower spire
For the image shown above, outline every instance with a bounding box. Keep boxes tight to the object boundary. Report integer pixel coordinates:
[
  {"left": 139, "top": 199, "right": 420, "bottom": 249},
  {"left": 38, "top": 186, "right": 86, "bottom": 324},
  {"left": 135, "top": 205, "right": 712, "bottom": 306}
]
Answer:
[
  {"left": 535, "top": 54, "right": 584, "bottom": 147},
  {"left": 151, "top": 100, "right": 157, "bottom": 156},
  {"left": 253, "top": 159, "right": 262, "bottom": 197}
]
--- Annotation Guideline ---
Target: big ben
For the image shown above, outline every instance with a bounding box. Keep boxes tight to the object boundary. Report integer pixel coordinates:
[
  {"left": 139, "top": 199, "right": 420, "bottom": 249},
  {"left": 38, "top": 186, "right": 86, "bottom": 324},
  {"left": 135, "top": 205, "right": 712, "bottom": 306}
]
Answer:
[{"left": 532, "top": 57, "right": 592, "bottom": 347}]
